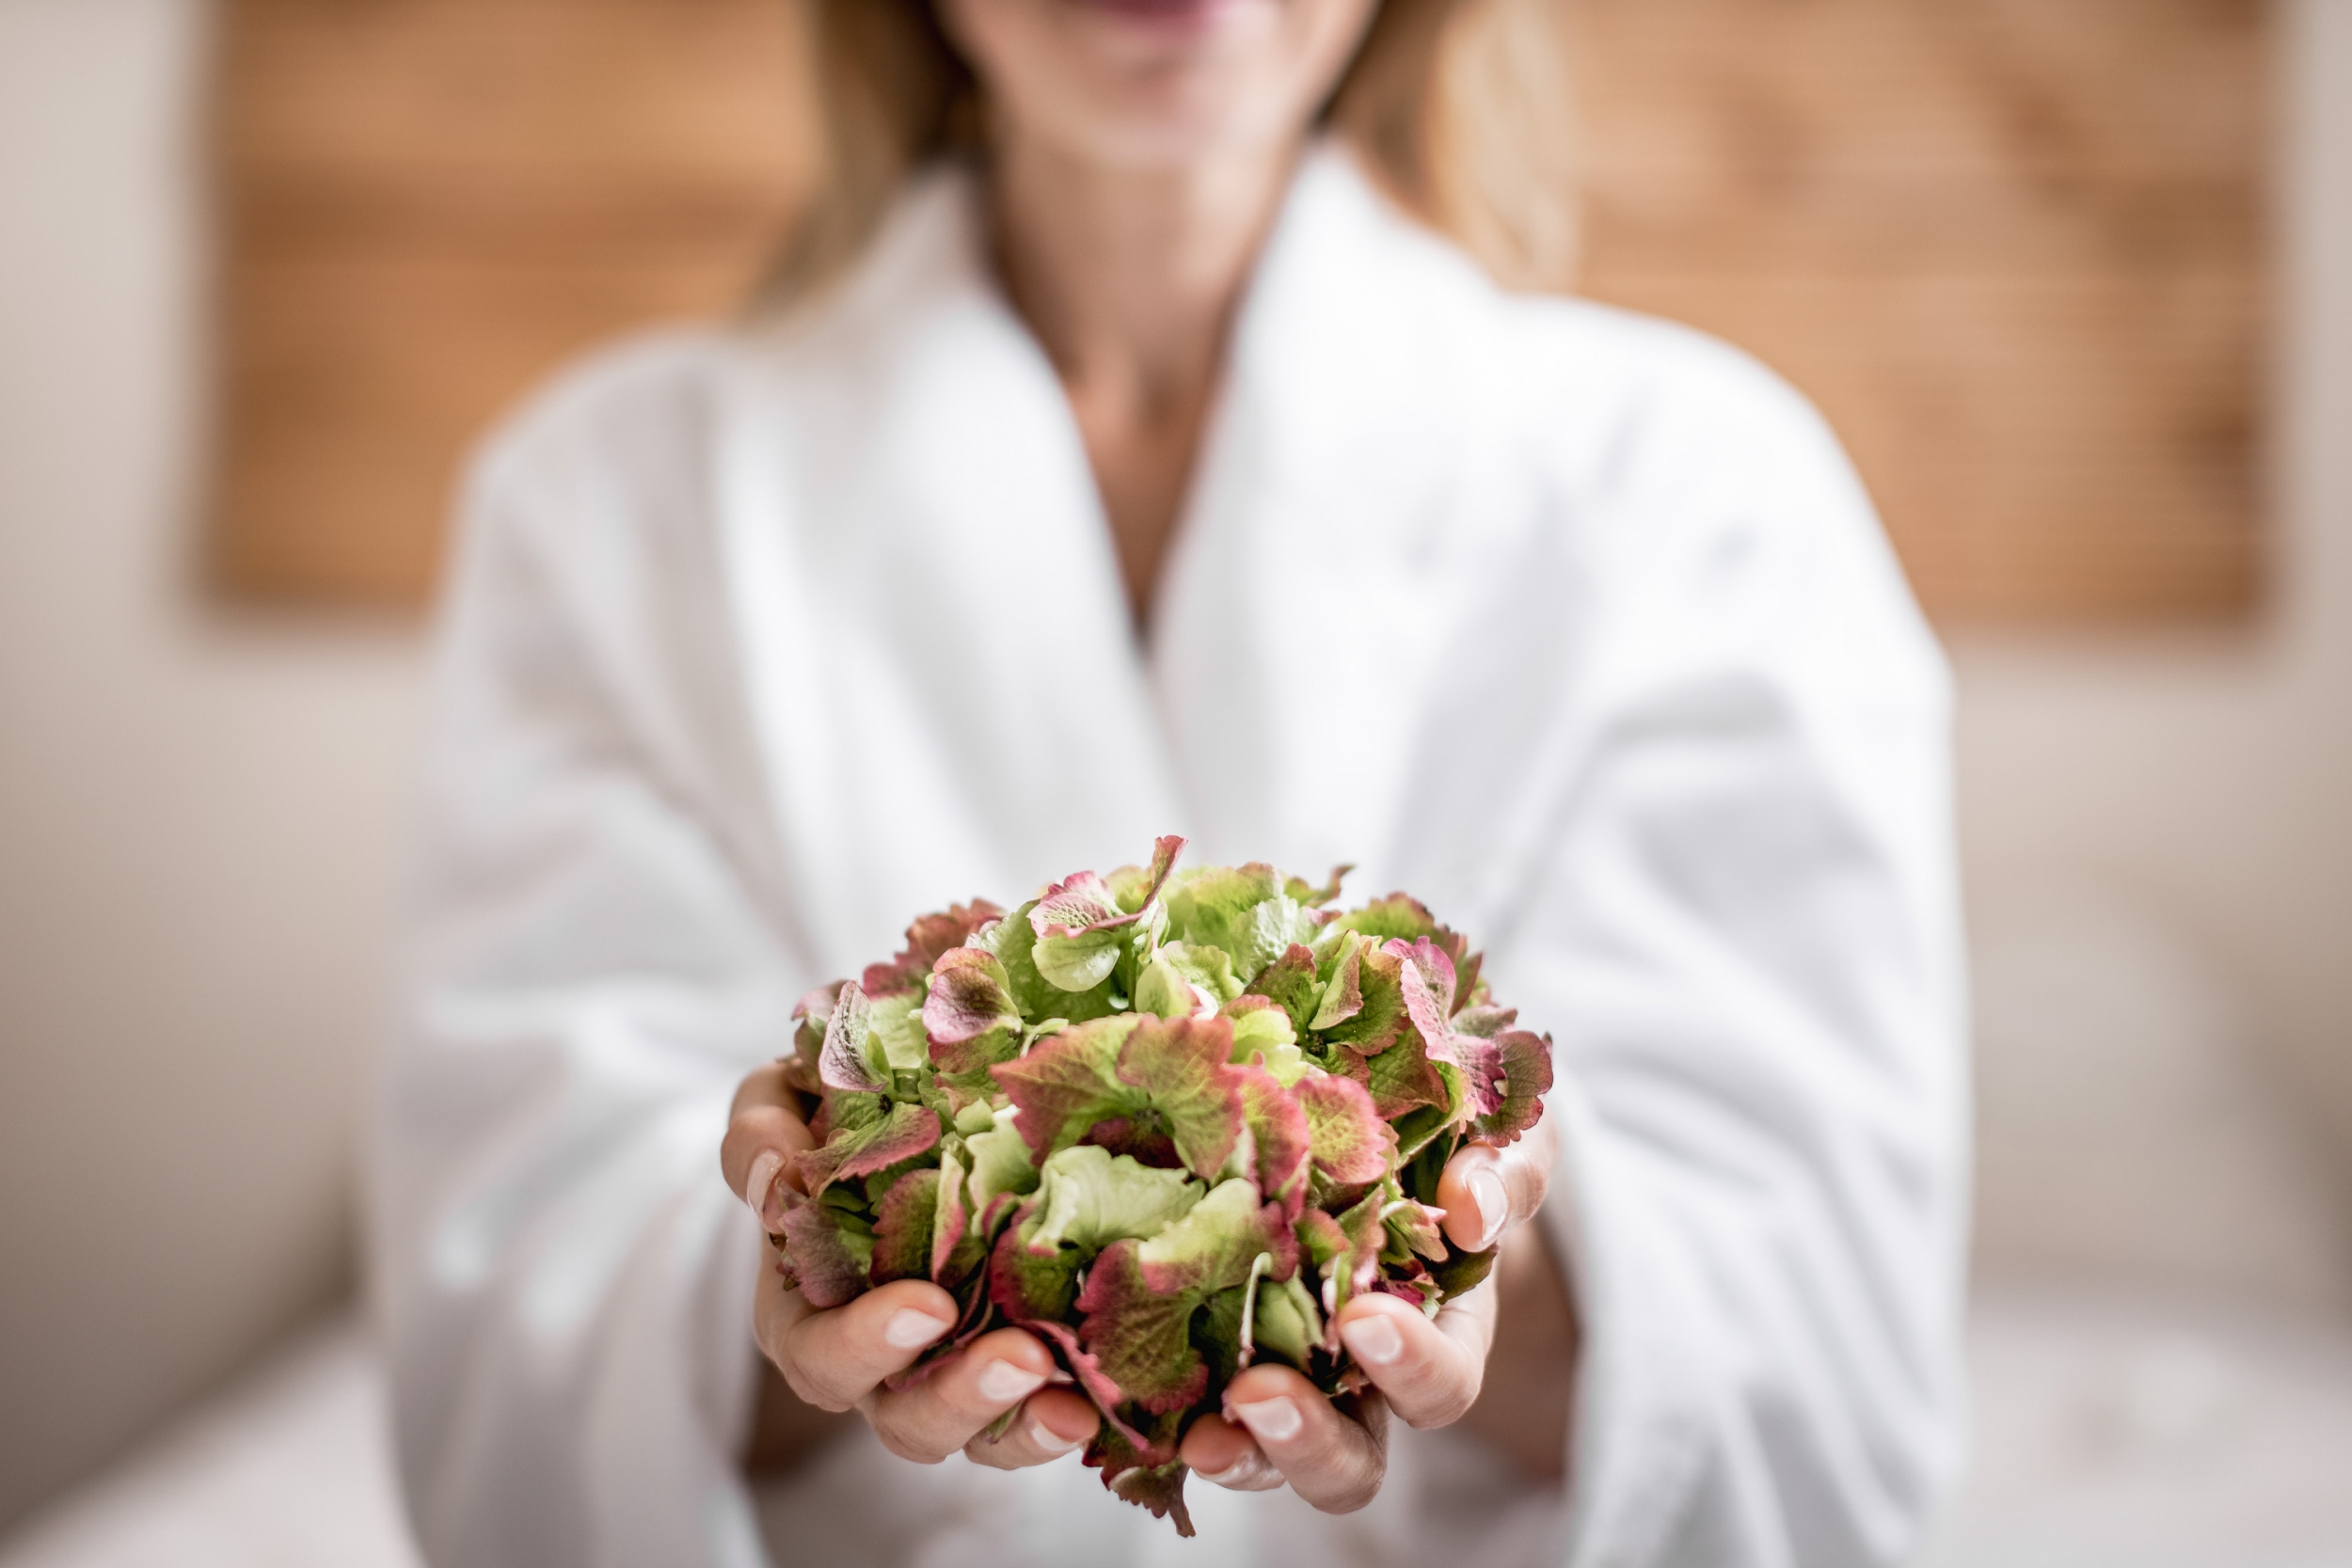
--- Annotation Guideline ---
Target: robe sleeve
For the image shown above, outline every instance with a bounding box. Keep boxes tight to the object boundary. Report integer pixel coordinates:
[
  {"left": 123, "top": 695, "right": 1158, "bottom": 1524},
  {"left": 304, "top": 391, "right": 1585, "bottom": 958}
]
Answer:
[
  {"left": 371, "top": 387, "right": 786, "bottom": 1568},
  {"left": 1508, "top": 349, "right": 1969, "bottom": 1568}
]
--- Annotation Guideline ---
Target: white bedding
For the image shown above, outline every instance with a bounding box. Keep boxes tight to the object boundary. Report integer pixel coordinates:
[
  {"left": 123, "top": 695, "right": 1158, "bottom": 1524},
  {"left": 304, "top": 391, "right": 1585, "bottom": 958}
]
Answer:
[{"left": 4, "top": 1285, "right": 2348, "bottom": 1568}]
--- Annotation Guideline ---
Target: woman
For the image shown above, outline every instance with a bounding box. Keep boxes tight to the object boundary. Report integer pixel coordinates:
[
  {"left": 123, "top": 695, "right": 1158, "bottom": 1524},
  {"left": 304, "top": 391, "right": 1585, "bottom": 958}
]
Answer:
[{"left": 373, "top": 1, "right": 1968, "bottom": 1564}]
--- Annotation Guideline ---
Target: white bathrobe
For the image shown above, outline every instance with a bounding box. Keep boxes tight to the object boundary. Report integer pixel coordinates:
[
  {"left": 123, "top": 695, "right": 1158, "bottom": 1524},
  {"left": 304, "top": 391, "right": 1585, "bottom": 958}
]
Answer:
[{"left": 373, "top": 146, "right": 1967, "bottom": 1568}]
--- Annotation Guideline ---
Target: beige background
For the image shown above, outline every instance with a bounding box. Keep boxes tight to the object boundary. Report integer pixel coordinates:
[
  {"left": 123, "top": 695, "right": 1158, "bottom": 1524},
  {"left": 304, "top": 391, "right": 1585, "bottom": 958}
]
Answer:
[{"left": 2, "top": 0, "right": 2347, "bottom": 1533}]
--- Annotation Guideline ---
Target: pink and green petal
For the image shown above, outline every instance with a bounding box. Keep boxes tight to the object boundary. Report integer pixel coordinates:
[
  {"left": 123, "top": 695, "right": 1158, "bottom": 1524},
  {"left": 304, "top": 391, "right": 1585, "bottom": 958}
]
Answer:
[
  {"left": 1223, "top": 995, "right": 1308, "bottom": 1085},
  {"left": 1245, "top": 943, "right": 1324, "bottom": 1034},
  {"left": 1072, "top": 1240, "right": 1210, "bottom": 1413},
  {"left": 778, "top": 1200, "right": 874, "bottom": 1310},
  {"left": 790, "top": 982, "right": 843, "bottom": 1074},
  {"left": 1340, "top": 1018, "right": 1451, "bottom": 1119},
  {"left": 922, "top": 949, "right": 1025, "bottom": 1082},
  {"left": 1383, "top": 1197, "right": 1450, "bottom": 1262},
  {"left": 1468, "top": 1027, "right": 1554, "bottom": 1144},
  {"left": 1285, "top": 863, "right": 1354, "bottom": 909},
  {"left": 1111, "top": 1015, "right": 1249, "bottom": 1181},
  {"left": 1027, "top": 1320, "right": 1154, "bottom": 1456},
  {"left": 988, "top": 1207, "right": 1084, "bottom": 1324},
  {"left": 861, "top": 900, "right": 1006, "bottom": 998},
  {"left": 1315, "top": 941, "right": 1408, "bottom": 1056},
  {"left": 1104, "top": 834, "right": 1187, "bottom": 916},
  {"left": 1390, "top": 937, "right": 1459, "bottom": 1046},
  {"left": 1319, "top": 1189, "right": 1388, "bottom": 1328},
  {"left": 818, "top": 980, "right": 887, "bottom": 1091},
  {"left": 1110, "top": 1460, "right": 1193, "bottom": 1538},
  {"left": 1030, "top": 871, "right": 1132, "bottom": 941},
  {"left": 930, "top": 1149, "right": 982, "bottom": 1287},
  {"left": 870, "top": 1168, "right": 941, "bottom": 1284},
  {"left": 922, "top": 947, "right": 1021, "bottom": 1042},
  {"left": 1233, "top": 1066, "right": 1311, "bottom": 1215},
  {"left": 1295, "top": 1073, "right": 1396, "bottom": 1184},
  {"left": 981, "top": 901, "right": 1125, "bottom": 1023},
  {"left": 990, "top": 1015, "right": 1143, "bottom": 1161},
  {"left": 796, "top": 1100, "right": 942, "bottom": 1195},
  {"left": 1076, "top": 1180, "right": 1297, "bottom": 1412},
  {"left": 1309, "top": 936, "right": 1367, "bottom": 1030}
]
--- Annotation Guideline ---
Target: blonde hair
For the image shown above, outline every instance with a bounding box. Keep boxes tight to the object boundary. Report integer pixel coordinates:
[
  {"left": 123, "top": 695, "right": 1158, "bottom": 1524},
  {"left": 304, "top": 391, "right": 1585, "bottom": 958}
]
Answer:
[{"left": 761, "top": 0, "right": 1579, "bottom": 308}]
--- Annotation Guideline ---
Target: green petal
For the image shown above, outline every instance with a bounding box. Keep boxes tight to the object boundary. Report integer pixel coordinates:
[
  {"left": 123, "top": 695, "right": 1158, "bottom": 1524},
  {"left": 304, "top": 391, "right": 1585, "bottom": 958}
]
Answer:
[{"left": 1027, "top": 1145, "right": 1204, "bottom": 1254}]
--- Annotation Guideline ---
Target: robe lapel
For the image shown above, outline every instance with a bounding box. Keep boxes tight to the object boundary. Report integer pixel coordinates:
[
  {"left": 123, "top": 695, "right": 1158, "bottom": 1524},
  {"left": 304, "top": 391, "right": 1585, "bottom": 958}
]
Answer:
[
  {"left": 721, "top": 150, "right": 1522, "bottom": 980},
  {"left": 1151, "top": 146, "right": 1510, "bottom": 908}
]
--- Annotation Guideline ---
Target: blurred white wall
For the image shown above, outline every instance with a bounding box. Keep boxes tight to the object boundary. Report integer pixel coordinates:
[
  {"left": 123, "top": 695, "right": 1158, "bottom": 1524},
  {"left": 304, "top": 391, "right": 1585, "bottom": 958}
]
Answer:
[
  {"left": 0, "top": 0, "right": 2345, "bottom": 1536},
  {"left": 0, "top": 0, "right": 423, "bottom": 1532},
  {"left": 1955, "top": 0, "right": 2352, "bottom": 1314}
]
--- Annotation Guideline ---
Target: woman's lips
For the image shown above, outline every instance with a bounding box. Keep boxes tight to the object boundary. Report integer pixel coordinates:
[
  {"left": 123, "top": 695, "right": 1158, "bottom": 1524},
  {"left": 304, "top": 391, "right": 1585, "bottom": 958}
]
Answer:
[{"left": 1066, "top": 0, "right": 1250, "bottom": 29}]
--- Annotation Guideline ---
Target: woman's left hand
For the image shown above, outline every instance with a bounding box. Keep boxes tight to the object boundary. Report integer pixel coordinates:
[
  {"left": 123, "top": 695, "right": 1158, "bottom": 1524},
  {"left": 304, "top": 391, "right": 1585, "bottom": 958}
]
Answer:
[{"left": 1177, "top": 1112, "right": 1564, "bottom": 1509}]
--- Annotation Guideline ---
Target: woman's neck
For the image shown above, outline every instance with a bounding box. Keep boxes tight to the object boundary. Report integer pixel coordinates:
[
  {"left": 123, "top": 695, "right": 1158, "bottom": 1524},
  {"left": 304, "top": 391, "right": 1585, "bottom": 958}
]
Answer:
[{"left": 987, "top": 137, "right": 1301, "bottom": 632}]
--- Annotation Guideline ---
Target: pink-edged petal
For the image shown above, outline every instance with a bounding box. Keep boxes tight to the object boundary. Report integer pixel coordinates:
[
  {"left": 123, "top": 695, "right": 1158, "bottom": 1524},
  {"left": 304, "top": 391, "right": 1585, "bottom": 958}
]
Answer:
[
  {"left": 1233, "top": 1066, "right": 1311, "bottom": 1217},
  {"left": 861, "top": 900, "right": 1006, "bottom": 998},
  {"left": 1245, "top": 943, "right": 1323, "bottom": 1033},
  {"left": 1029, "top": 871, "right": 1130, "bottom": 940},
  {"left": 1111, "top": 1015, "right": 1248, "bottom": 1181},
  {"left": 921, "top": 947, "right": 1020, "bottom": 1042},
  {"left": 990, "top": 1016, "right": 1142, "bottom": 1161},
  {"left": 1028, "top": 1320, "right": 1160, "bottom": 1457},
  {"left": 795, "top": 1100, "right": 942, "bottom": 1195},
  {"left": 1295, "top": 1073, "right": 1395, "bottom": 1184},
  {"left": 777, "top": 1201, "right": 873, "bottom": 1310},
  {"left": 1468, "top": 1027, "right": 1555, "bottom": 1144},
  {"left": 1389, "top": 937, "right": 1458, "bottom": 1047},
  {"left": 1073, "top": 1239, "right": 1213, "bottom": 1414},
  {"left": 930, "top": 1148, "right": 976, "bottom": 1286},
  {"left": 1384, "top": 1197, "right": 1450, "bottom": 1261},
  {"left": 868, "top": 1168, "right": 939, "bottom": 1284},
  {"left": 818, "top": 981, "right": 886, "bottom": 1091},
  {"left": 1316, "top": 941, "right": 1408, "bottom": 1056},
  {"left": 986, "top": 1206, "right": 1082, "bottom": 1323}
]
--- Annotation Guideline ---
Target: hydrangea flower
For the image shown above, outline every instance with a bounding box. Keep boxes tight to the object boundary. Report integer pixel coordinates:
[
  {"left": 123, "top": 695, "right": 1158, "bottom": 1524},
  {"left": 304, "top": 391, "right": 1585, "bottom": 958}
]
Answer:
[{"left": 770, "top": 838, "right": 1553, "bottom": 1534}]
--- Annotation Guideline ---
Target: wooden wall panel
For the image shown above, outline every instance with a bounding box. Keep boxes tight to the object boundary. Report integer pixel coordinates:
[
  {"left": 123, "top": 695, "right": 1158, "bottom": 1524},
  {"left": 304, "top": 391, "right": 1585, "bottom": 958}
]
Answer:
[
  {"left": 212, "top": 0, "right": 2265, "bottom": 619},
  {"left": 213, "top": 0, "right": 813, "bottom": 604},
  {"left": 1568, "top": 0, "right": 2266, "bottom": 619}
]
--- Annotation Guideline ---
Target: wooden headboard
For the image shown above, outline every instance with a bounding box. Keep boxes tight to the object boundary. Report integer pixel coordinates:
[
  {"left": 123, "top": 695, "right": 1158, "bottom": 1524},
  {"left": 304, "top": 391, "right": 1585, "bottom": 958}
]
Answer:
[{"left": 212, "top": 0, "right": 2265, "bottom": 620}]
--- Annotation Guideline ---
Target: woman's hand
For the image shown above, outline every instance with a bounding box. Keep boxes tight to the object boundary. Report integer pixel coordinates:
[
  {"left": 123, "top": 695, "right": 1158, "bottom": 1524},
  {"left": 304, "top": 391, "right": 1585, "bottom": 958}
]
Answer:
[
  {"left": 1176, "top": 1113, "right": 1566, "bottom": 1509},
  {"left": 720, "top": 1065, "right": 1102, "bottom": 1473}
]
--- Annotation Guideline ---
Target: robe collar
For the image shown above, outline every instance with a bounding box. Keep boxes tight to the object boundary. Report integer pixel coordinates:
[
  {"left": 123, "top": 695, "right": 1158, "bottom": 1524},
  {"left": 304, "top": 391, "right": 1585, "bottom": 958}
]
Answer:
[{"left": 723, "top": 143, "right": 1502, "bottom": 972}]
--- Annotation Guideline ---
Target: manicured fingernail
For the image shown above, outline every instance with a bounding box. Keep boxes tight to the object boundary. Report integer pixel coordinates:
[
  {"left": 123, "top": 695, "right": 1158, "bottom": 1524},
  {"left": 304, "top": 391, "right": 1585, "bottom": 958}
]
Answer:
[
  {"left": 1028, "top": 1417, "right": 1087, "bottom": 1455},
  {"left": 1340, "top": 1313, "right": 1404, "bottom": 1367},
  {"left": 977, "top": 1361, "right": 1047, "bottom": 1403},
  {"left": 744, "top": 1149, "right": 785, "bottom": 1229},
  {"left": 882, "top": 1308, "right": 953, "bottom": 1350},
  {"left": 1200, "top": 1453, "right": 1278, "bottom": 1488},
  {"left": 1470, "top": 1168, "right": 1509, "bottom": 1249},
  {"left": 1230, "top": 1397, "right": 1302, "bottom": 1443}
]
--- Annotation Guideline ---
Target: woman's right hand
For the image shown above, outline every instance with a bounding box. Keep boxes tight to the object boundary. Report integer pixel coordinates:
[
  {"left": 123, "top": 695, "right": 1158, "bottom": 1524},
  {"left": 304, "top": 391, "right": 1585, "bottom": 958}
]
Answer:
[{"left": 721, "top": 1063, "right": 1103, "bottom": 1472}]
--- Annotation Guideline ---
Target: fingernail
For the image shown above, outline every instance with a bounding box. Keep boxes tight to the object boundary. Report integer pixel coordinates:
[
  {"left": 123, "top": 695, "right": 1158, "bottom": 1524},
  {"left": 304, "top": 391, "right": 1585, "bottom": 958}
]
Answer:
[
  {"left": 1028, "top": 1417, "right": 1087, "bottom": 1456},
  {"left": 882, "top": 1308, "right": 953, "bottom": 1350},
  {"left": 976, "top": 1360, "right": 1048, "bottom": 1403},
  {"left": 1230, "top": 1397, "right": 1302, "bottom": 1444},
  {"left": 1470, "top": 1168, "right": 1509, "bottom": 1249},
  {"left": 1339, "top": 1313, "right": 1404, "bottom": 1367},
  {"left": 1200, "top": 1453, "right": 1280, "bottom": 1489},
  {"left": 744, "top": 1149, "right": 785, "bottom": 1229}
]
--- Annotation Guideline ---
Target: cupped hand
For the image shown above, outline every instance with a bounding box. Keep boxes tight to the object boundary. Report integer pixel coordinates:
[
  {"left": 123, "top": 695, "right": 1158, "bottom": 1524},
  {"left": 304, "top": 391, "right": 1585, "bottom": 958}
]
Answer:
[
  {"left": 1178, "top": 1112, "right": 1562, "bottom": 1510},
  {"left": 720, "top": 1064, "right": 1100, "bottom": 1468}
]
